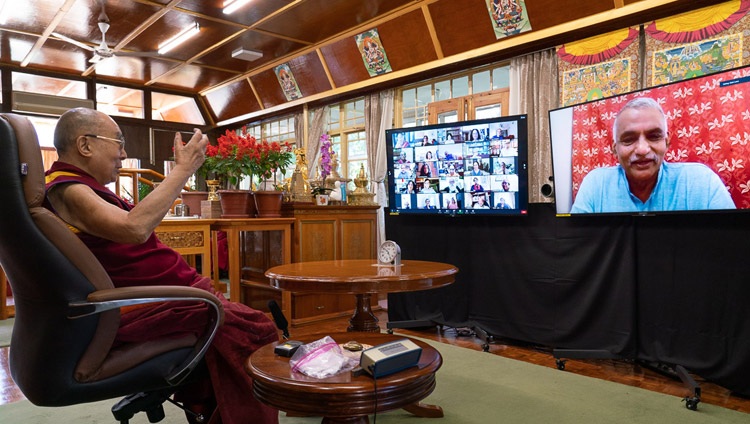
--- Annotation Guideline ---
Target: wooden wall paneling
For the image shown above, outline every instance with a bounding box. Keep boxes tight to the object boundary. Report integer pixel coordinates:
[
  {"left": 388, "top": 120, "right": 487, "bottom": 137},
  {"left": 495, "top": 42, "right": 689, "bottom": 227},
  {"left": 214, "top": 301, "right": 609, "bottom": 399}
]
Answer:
[
  {"left": 296, "top": 219, "right": 337, "bottom": 262},
  {"left": 375, "top": 9, "right": 440, "bottom": 70},
  {"left": 319, "top": 39, "right": 372, "bottom": 88},
  {"left": 204, "top": 78, "right": 261, "bottom": 122},
  {"left": 249, "top": 69, "right": 290, "bottom": 108},
  {"left": 90, "top": 56, "right": 180, "bottom": 86},
  {"left": 254, "top": 0, "right": 416, "bottom": 45},
  {"left": 195, "top": 30, "right": 307, "bottom": 74},
  {"left": 428, "top": 0, "right": 500, "bottom": 57},
  {"left": 340, "top": 219, "right": 376, "bottom": 260},
  {"left": 151, "top": 64, "right": 239, "bottom": 93},
  {"left": 524, "top": 0, "right": 616, "bottom": 30},
  {"left": 288, "top": 52, "right": 334, "bottom": 95},
  {"left": 250, "top": 52, "right": 332, "bottom": 108},
  {"left": 118, "top": 123, "right": 151, "bottom": 166},
  {"left": 176, "top": 0, "right": 297, "bottom": 27},
  {"left": 28, "top": 39, "right": 92, "bottom": 74}
]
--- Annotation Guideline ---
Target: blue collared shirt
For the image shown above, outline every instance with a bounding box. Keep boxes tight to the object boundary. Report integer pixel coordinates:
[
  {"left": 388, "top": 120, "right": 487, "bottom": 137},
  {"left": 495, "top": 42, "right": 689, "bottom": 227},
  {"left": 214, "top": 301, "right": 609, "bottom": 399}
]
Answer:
[{"left": 571, "top": 161, "right": 736, "bottom": 213}]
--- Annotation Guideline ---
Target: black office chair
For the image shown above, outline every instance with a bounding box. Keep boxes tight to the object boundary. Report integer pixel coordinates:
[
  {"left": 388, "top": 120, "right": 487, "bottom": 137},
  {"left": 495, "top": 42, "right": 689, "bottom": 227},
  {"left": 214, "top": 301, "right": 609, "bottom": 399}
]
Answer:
[{"left": 0, "top": 113, "right": 224, "bottom": 423}]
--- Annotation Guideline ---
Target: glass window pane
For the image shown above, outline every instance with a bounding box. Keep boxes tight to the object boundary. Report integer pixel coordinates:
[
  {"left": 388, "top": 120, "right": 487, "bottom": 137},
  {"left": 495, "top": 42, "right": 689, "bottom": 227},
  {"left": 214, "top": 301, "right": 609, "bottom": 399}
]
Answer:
[
  {"left": 402, "top": 88, "right": 415, "bottom": 109},
  {"left": 435, "top": 80, "right": 451, "bottom": 101},
  {"left": 151, "top": 92, "right": 205, "bottom": 125},
  {"left": 97, "top": 83, "right": 144, "bottom": 119},
  {"left": 348, "top": 159, "right": 366, "bottom": 182},
  {"left": 492, "top": 66, "right": 510, "bottom": 89},
  {"left": 402, "top": 108, "right": 417, "bottom": 127},
  {"left": 27, "top": 116, "right": 58, "bottom": 148},
  {"left": 438, "top": 111, "right": 458, "bottom": 123},
  {"left": 12, "top": 72, "right": 87, "bottom": 99},
  {"left": 417, "top": 85, "right": 432, "bottom": 107},
  {"left": 473, "top": 70, "right": 491, "bottom": 94},
  {"left": 475, "top": 104, "right": 501, "bottom": 119},
  {"left": 452, "top": 76, "right": 469, "bottom": 97},
  {"left": 348, "top": 130, "right": 367, "bottom": 159}
]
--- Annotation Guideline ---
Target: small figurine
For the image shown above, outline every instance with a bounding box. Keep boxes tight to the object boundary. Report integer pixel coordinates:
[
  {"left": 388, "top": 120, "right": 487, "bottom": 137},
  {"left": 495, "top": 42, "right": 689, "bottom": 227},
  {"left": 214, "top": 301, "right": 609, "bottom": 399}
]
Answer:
[{"left": 330, "top": 180, "right": 343, "bottom": 201}]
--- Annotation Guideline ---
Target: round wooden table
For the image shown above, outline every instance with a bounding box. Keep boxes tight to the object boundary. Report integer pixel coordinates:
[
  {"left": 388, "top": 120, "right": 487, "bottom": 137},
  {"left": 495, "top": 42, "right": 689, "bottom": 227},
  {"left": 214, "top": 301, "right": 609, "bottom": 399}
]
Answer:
[
  {"left": 246, "top": 332, "right": 443, "bottom": 424},
  {"left": 265, "top": 259, "right": 458, "bottom": 332}
]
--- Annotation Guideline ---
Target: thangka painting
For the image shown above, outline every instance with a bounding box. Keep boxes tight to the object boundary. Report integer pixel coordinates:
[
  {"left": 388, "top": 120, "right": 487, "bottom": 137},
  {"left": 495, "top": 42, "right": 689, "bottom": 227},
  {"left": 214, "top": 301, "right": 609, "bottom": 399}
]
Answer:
[
  {"left": 274, "top": 63, "right": 303, "bottom": 101},
  {"left": 645, "top": 0, "right": 750, "bottom": 86},
  {"left": 560, "top": 59, "right": 632, "bottom": 106},
  {"left": 355, "top": 29, "right": 392, "bottom": 77},
  {"left": 486, "top": 0, "right": 531, "bottom": 39},
  {"left": 652, "top": 34, "right": 743, "bottom": 85},
  {"left": 557, "top": 28, "right": 640, "bottom": 107}
]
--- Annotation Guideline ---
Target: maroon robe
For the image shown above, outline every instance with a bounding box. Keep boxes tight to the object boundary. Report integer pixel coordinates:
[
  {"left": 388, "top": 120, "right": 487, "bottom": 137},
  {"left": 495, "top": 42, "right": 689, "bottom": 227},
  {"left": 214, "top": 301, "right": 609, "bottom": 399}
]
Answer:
[{"left": 45, "top": 162, "right": 279, "bottom": 424}]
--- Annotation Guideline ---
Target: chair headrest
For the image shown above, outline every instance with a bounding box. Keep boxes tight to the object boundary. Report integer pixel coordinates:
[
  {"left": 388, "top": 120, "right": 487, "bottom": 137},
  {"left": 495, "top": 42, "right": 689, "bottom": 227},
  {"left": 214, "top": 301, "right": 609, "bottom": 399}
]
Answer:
[{"left": 1, "top": 114, "right": 46, "bottom": 209}]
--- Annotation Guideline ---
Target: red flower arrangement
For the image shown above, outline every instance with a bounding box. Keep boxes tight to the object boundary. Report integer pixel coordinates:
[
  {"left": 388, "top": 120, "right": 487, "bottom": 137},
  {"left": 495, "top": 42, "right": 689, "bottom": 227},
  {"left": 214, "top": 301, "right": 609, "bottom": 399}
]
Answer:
[{"left": 199, "top": 130, "right": 293, "bottom": 190}]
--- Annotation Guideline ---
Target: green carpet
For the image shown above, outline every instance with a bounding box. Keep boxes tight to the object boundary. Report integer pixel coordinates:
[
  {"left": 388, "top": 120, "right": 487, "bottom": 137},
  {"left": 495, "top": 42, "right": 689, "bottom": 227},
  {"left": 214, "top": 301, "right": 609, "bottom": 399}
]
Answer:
[
  {"left": 0, "top": 318, "right": 12, "bottom": 347},
  {"left": 0, "top": 336, "right": 747, "bottom": 423}
]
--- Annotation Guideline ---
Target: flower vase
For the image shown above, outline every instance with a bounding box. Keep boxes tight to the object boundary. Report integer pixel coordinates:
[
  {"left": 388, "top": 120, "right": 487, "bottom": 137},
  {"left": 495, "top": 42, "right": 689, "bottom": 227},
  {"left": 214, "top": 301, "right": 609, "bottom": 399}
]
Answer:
[
  {"left": 180, "top": 191, "right": 208, "bottom": 217},
  {"left": 254, "top": 191, "right": 283, "bottom": 218},
  {"left": 219, "top": 190, "right": 253, "bottom": 218}
]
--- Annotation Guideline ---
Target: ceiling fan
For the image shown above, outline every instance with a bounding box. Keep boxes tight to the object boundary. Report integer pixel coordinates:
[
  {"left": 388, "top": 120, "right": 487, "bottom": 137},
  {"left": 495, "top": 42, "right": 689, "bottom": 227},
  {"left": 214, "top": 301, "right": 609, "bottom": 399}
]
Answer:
[{"left": 51, "top": 0, "right": 158, "bottom": 64}]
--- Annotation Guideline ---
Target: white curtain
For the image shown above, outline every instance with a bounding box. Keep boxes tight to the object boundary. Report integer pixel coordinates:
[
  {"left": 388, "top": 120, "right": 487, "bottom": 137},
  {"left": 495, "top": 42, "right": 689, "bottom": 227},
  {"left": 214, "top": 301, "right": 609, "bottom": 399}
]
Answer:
[
  {"left": 509, "top": 48, "right": 558, "bottom": 203},
  {"left": 365, "top": 89, "right": 394, "bottom": 246},
  {"left": 306, "top": 105, "right": 329, "bottom": 180}
]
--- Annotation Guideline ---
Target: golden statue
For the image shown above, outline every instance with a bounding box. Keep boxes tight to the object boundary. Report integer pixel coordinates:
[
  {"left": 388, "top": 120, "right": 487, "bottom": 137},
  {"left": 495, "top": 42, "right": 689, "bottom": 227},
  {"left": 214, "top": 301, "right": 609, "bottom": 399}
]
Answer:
[{"left": 290, "top": 146, "right": 313, "bottom": 202}]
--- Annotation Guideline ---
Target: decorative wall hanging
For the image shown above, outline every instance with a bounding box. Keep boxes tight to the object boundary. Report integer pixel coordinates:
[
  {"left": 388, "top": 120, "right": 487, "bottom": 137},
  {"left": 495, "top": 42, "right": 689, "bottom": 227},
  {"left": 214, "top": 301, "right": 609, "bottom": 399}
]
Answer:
[
  {"left": 486, "top": 0, "right": 531, "bottom": 39},
  {"left": 275, "top": 63, "right": 303, "bottom": 101},
  {"left": 557, "top": 28, "right": 640, "bottom": 107},
  {"left": 355, "top": 29, "right": 392, "bottom": 77},
  {"left": 644, "top": 0, "right": 750, "bottom": 85}
]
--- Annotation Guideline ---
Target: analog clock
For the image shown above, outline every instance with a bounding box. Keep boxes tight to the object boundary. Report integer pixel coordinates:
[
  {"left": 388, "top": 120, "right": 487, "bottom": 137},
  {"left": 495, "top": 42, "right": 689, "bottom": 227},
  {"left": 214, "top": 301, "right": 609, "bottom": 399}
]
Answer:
[{"left": 378, "top": 240, "right": 401, "bottom": 266}]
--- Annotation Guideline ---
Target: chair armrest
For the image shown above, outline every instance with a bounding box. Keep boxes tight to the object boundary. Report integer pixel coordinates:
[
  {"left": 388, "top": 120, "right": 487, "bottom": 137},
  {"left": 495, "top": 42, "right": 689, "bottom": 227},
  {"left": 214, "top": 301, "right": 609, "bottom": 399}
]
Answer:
[{"left": 68, "top": 286, "right": 225, "bottom": 386}]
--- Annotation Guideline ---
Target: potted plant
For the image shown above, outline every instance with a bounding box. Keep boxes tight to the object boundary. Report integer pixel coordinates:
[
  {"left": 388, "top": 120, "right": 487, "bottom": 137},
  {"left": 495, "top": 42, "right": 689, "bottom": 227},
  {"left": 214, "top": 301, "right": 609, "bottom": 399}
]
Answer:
[
  {"left": 311, "top": 185, "right": 333, "bottom": 206},
  {"left": 198, "top": 130, "right": 259, "bottom": 217},
  {"left": 249, "top": 138, "right": 294, "bottom": 217}
]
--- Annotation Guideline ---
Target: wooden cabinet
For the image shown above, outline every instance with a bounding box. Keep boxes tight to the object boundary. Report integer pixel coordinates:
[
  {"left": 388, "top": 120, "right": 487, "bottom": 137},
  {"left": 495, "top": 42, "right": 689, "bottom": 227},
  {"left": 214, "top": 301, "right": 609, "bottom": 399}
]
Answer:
[{"left": 240, "top": 204, "right": 379, "bottom": 326}]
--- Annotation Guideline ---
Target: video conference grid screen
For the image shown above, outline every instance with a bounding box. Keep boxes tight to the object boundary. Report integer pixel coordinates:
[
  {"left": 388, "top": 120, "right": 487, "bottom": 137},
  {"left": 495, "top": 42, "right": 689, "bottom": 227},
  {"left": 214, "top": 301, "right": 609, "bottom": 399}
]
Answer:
[{"left": 386, "top": 115, "right": 529, "bottom": 216}]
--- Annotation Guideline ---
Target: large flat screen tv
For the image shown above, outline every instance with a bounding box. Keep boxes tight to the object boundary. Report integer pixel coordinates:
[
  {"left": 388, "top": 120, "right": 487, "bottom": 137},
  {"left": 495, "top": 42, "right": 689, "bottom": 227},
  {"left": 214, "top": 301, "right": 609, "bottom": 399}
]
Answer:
[
  {"left": 385, "top": 115, "right": 529, "bottom": 216},
  {"left": 550, "top": 65, "right": 750, "bottom": 216}
]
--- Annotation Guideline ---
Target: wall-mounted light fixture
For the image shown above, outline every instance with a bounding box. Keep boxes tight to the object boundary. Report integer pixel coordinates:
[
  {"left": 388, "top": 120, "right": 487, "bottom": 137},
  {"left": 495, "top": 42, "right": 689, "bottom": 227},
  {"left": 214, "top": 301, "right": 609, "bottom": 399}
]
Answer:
[
  {"left": 223, "top": 0, "right": 252, "bottom": 15},
  {"left": 158, "top": 22, "right": 200, "bottom": 55}
]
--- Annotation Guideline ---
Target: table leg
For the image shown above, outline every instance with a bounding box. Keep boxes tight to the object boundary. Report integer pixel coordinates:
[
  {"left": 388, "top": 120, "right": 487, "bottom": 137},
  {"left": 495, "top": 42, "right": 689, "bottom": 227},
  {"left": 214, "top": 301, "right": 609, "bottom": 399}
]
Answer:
[
  {"left": 347, "top": 294, "right": 380, "bottom": 332},
  {"left": 403, "top": 402, "right": 444, "bottom": 418}
]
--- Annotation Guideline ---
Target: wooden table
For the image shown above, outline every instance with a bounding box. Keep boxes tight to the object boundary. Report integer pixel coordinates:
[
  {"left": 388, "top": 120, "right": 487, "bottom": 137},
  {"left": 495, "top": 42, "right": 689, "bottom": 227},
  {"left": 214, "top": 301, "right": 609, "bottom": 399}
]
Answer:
[
  {"left": 211, "top": 218, "right": 294, "bottom": 304},
  {"left": 155, "top": 217, "right": 214, "bottom": 283},
  {"left": 265, "top": 260, "right": 458, "bottom": 332},
  {"left": 246, "top": 332, "right": 443, "bottom": 424}
]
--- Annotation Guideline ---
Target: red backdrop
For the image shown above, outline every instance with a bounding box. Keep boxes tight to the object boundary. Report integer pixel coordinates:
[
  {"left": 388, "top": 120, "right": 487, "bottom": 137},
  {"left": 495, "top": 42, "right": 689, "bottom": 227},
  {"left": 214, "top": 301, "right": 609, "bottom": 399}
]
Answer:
[{"left": 571, "top": 67, "right": 750, "bottom": 209}]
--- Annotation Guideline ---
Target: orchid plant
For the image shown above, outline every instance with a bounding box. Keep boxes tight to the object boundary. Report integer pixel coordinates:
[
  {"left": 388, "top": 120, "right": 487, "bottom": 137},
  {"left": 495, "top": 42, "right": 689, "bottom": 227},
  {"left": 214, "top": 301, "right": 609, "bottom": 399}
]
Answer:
[{"left": 319, "top": 133, "right": 333, "bottom": 181}]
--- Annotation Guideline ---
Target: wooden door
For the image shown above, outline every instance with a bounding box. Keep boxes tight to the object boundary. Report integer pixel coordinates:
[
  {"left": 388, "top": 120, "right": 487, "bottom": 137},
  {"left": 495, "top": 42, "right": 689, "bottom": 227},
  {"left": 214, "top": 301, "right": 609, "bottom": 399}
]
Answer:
[
  {"left": 468, "top": 88, "right": 509, "bottom": 120},
  {"left": 427, "top": 97, "right": 466, "bottom": 124}
]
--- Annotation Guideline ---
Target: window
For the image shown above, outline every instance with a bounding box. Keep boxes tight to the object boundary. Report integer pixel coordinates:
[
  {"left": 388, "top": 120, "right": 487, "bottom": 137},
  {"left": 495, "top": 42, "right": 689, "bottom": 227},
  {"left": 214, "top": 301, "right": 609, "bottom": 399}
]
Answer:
[
  {"left": 326, "top": 98, "right": 366, "bottom": 186},
  {"left": 397, "top": 63, "right": 510, "bottom": 127},
  {"left": 97, "top": 83, "right": 144, "bottom": 119},
  {"left": 151, "top": 92, "right": 204, "bottom": 125}
]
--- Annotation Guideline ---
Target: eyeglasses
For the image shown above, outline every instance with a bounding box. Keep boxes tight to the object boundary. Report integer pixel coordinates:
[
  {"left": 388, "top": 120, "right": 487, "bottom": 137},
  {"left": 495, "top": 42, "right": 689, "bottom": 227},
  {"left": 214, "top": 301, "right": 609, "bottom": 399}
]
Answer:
[{"left": 85, "top": 134, "right": 125, "bottom": 149}]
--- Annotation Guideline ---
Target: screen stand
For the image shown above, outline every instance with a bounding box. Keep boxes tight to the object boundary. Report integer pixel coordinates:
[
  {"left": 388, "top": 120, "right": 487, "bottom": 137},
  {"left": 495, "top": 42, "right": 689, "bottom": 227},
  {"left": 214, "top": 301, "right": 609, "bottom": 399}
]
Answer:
[
  {"left": 386, "top": 319, "right": 442, "bottom": 334},
  {"left": 637, "top": 361, "right": 702, "bottom": 411},
  {"left": 552, "top": 349, "right": 701, "bottom": 411}
]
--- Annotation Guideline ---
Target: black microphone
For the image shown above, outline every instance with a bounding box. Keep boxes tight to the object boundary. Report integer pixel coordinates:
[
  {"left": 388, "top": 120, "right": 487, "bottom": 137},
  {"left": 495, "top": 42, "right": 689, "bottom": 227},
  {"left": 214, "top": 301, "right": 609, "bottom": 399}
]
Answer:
[{"left": 268, "top": 300, "right": 289, "bottom": 340}]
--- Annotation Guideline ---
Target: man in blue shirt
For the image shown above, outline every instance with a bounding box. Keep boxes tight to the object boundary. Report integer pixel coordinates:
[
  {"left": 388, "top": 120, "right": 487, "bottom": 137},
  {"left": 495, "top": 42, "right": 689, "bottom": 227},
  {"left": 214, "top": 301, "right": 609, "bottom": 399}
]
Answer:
[{"left": 571, "top": 97, "right": 735, "bottom": 213}]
